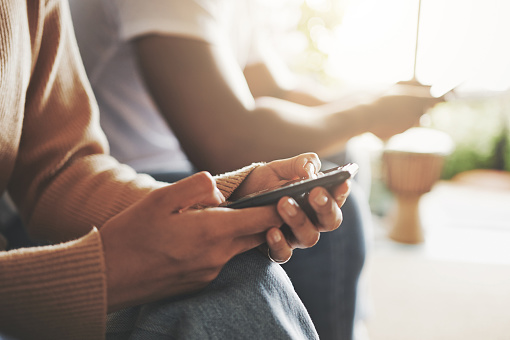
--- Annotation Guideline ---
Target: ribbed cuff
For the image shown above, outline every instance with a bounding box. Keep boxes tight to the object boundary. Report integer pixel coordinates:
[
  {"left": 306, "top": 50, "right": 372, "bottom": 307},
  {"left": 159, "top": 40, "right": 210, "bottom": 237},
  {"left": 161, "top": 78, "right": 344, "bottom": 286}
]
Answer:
[
  {"left": 214, "top": 162, "right": 265, "bottom": 199},
  {"left": 0, "top": 228, "right": 107, "bottom": 339}
]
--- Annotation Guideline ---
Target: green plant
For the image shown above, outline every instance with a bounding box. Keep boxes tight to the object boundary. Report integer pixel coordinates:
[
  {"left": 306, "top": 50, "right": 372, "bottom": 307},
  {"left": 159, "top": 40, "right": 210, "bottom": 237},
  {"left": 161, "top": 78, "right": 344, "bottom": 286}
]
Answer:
[{"left": 429, "top": 96, "right": 510, "bottom": 179}]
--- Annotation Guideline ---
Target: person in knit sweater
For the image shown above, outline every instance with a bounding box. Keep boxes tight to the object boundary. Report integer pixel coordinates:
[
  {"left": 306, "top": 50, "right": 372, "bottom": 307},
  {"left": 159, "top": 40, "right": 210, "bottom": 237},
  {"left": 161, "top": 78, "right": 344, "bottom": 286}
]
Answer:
[
  {"left": 67, "top": 1, "right": 441, "bottom": 339},
  {"left": 0, "top": 0, "right": 352, "bottom": 339}
]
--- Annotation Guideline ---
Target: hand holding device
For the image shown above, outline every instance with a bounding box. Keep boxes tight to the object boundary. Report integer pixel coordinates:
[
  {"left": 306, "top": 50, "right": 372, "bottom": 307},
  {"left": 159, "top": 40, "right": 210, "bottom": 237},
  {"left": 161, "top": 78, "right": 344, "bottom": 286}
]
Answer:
[{"left": 227, "top": 163, "right": 359, "bottom": 224}]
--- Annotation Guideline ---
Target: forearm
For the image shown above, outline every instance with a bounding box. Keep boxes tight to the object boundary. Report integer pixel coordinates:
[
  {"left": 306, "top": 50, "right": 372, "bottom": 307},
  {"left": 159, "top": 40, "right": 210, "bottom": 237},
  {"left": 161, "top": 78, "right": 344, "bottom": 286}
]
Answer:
[
  {"left": 134, "top": 36, "right": 370, "bottom": 174},
  {"left": 244, "top": 60, "right": 334, "bottom": 106},
  {"left": 277, "top": 88, "right": 329, "bottom": 106},
  {"left": 188, "top": 98, "right": 370, "bottom": 173},
  {"left": 214, "top": 163, "right": 264, "bottom": 200}
]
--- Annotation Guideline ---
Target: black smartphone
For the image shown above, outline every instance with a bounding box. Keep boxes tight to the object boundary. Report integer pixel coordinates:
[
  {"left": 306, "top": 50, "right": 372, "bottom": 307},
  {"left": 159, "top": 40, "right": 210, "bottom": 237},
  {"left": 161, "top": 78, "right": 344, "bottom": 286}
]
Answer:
[{"left": 226, "top": 163, "right": 359, "bottom": 224}]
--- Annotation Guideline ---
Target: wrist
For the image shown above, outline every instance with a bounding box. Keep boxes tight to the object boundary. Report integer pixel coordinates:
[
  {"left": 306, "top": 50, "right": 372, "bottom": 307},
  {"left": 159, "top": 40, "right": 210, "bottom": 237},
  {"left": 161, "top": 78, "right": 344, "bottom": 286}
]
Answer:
[
  {"left": 100, "top": 219, "right": 151, "bottom": 312},
  {"left": 216, "top": 162, "right": 265, "bottom": 200},
  {"left": 99, "top": 222, "right": 127, "bottom": 312}
]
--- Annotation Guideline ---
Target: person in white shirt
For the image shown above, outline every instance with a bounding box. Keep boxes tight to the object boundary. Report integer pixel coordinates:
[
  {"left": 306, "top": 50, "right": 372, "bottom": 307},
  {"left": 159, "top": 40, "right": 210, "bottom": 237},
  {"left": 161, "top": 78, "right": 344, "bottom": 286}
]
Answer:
[{"left": 70, "top": 1, "right": 441, "bottom": 338}]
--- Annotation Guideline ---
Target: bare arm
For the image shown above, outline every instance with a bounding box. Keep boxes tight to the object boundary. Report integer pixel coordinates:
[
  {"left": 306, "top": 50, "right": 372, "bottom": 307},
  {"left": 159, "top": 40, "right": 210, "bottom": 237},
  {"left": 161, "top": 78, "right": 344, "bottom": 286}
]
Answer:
[
  {"left": 134, "top": 36, "right": 368, "bottom": 174},
  {"left": 134, "top": 35, "right": 441, "bottom": 174},
  {"left": 243, "top": 60, "right": 331, "bottom": 106}
]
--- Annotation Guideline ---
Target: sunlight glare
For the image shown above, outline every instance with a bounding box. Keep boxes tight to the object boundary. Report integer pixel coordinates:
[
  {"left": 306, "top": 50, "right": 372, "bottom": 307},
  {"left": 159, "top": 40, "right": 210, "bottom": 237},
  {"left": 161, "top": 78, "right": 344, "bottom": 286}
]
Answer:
[
  {"left": 325, "top": 0, "right": 418, "bottom": 84},
  {"left": 325, "top": 0, "right": 510, "bottom": 93}
]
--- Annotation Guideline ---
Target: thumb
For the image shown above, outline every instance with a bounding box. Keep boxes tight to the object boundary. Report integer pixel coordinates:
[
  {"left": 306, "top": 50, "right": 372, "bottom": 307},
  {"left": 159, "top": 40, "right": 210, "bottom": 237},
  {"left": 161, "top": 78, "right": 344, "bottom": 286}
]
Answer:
[
  {"left": 270, "top": 153, "right": 322, "bottom": 180},
  {"left": 153, "top": 172, "right": 225, "bottom": 213}
]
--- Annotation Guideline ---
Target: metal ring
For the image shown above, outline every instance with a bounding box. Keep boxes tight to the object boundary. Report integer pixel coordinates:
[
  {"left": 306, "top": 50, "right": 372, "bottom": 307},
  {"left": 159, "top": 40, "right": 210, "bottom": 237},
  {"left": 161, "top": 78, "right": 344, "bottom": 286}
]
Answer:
[{"left": 267, "top": 248, "right": 289, "bottom": 264}]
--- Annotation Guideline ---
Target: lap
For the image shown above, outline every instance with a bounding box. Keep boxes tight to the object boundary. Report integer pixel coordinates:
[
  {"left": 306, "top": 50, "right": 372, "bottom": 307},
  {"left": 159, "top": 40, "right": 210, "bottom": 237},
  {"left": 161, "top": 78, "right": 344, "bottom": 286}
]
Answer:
[
  {"left": 145, "top": 163, "right": 370, "bottom": 340},
  {"left": 106, "top": 249, "right": 319, "bottom": 340}
]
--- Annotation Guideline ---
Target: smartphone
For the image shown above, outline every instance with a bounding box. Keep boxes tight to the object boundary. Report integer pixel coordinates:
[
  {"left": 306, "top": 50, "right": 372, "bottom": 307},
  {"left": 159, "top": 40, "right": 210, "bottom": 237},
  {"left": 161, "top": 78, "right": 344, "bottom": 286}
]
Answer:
[{"left": 226, "top": 163, "right": 359, "bottom": 224}]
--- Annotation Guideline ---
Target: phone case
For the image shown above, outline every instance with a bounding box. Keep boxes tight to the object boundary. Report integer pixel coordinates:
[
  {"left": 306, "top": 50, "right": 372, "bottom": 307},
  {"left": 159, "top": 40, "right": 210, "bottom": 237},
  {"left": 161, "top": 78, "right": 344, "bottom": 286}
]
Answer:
[{"left": 227, "top": 163, "right": 358, "bottom": 223}]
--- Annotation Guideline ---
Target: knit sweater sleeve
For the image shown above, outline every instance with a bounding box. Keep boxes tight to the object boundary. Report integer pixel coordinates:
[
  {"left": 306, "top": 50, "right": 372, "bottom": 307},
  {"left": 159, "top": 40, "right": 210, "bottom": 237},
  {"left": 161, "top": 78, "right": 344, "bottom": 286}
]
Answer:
[
  {"left": 214, "top": 163, "right": 264, "bottom": 200},
  {"left": 7, "top": 0, "right": 163, "bottom": 243},
  {"left": 0, "top": 228, "right": 106, "bottom": 340}
]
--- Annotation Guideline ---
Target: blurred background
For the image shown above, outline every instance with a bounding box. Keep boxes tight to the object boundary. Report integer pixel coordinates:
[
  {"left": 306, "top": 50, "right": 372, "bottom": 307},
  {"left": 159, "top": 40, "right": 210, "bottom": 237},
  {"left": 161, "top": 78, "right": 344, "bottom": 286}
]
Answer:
[
  {"left": 259, "top": 0, "right": 510, "bottom": 339},
  {"left": 262, "top": 0, "right": 510, "bottom": 179}
]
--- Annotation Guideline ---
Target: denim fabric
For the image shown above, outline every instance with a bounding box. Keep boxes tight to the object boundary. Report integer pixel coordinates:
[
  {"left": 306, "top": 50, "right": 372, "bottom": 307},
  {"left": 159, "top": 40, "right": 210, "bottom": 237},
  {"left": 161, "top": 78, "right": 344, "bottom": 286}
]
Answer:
[
  {"left": 149, "top": 164, "right": 369, "bottom": 340},
  {"left": 106, "top": 249, "right": 319, "bottom": 340},
  {"left": 282, "top": 182, "right": 367, "bottom": 340}
]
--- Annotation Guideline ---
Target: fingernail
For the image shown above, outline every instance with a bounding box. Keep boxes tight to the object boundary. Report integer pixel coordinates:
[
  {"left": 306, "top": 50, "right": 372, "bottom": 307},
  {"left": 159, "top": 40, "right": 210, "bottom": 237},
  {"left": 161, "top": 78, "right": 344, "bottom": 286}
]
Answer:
[
  {"left": 314, "top": 190, "right": 328, "bottom": 206},
  {"left": 272, "top": 231, "right": 281, "bottom": 243},
  {"left": 304, "top": 162, "right": 316, "bottom": 179},
  {"left": 283, "top": 198, "right": 298, "bottom": 217}
]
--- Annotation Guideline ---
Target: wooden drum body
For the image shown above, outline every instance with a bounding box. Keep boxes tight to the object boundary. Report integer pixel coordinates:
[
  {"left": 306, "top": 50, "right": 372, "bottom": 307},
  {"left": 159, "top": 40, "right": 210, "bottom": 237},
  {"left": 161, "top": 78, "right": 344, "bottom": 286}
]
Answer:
[{"left": 382, "top": 150, "right": 446, "bottom": 243}]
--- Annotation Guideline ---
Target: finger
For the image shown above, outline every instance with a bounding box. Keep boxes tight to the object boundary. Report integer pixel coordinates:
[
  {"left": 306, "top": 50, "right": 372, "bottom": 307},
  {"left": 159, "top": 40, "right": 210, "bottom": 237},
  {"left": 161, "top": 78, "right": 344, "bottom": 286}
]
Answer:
[
  {"left": 181, "top": 207, "right": 271, "bottom": 257},
  {"left": 220, "top": 206, "right": 283, "bottom": 238},
  {"left": 233, "top": 232, "right": 267, "bottom": 256},
  {"left": 308, "top": 187, "right": 343, "bottom": 233},
  {"left": 153, "top": 172, "right": 225, "bottom": 212},
  {"left": 330, "top": 179, "right": 352, "bottom": 208},
  {"left": 277, "top": 196, "right": 320, "bottom": 249},
  {"left": 266, "top": 228, "right": 293, "bottom": 264},
  {"left": 269, "top": 153, "right": 321, "bottom": 180}
]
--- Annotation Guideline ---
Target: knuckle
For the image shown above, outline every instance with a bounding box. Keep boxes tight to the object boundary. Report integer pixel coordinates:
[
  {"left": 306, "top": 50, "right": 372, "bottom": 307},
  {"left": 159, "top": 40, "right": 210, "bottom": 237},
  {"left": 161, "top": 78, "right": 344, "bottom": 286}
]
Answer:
[
  {"left": 332, "top": 208, "right": 343, "bottom": 229},
  {"left": 304, "top": 152, "right": 319, "bottom": 163},
  {"left": 291, "top": 212, "right": 308, "bottom": 227},
  {"left": 315, "top": 198, "right": 342, "bottom": 225},
  {"left": 302, "top": 232, "right": 320, "bottom": 248},
  {"left": 148, "top": 186, "right": 169, "bottom": 203},
  {"left": 201, "top": 224, "right": 224, "bottom": 243},
  {"left": 325, "top": 219, "right": 341, "bottom": 232},
  {"left": 209, "top": 251, "right": 230, "bottom": 269},
  {"left": 336, "top": 213, "right": 343, "bottom": 228},
  {"left": 195, "top": 171, "right": 216, "bottom": 189},
  {"left": 319, "top": 213, "right": 343, "bottom": 232},
  {"left": 201, "top": 268, "right": 221, "bottom": 284},
  {"left": 315, "top": 202, "right": 333, "bottom": 216},
  {"left": 198, "top": 257, "right": 228, "bottom": 284}
]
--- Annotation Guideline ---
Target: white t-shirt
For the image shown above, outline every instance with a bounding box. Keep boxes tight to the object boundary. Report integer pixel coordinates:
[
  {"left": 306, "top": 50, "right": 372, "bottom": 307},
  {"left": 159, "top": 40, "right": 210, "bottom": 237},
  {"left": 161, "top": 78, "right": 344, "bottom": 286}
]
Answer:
[{"left": 69, "top": 0, "right": 261, "bottom": 173}]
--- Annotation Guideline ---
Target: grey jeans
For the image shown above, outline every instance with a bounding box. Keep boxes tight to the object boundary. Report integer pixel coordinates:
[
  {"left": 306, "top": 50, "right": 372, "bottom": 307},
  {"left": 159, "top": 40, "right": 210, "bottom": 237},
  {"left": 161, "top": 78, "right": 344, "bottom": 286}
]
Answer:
[
  {"left": 141, "top": 154, "right": 369, "bottom": 340},
  {"left": 106, "top": 249, "right": 319, "bottom": 340}
]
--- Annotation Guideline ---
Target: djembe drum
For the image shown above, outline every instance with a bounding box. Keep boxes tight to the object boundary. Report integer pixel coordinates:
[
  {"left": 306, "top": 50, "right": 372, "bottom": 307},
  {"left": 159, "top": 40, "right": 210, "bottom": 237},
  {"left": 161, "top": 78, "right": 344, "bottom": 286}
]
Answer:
[{"left": 381, "top": 128, "right": 453, "bottom": 244}]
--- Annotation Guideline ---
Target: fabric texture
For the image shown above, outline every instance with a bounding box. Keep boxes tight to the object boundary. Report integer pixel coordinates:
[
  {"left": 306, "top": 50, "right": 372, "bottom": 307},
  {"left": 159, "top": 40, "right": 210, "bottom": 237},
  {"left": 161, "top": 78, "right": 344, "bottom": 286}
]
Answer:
[
  {"left": 106, "top": 249, "right": 319, "bottom": 340},
  {"left": 0, "top": 229, "right": 106, "bottom": 339},
  {"left": 282, "top": 181, "right": 368, "bottom": 339},
  {"left": 69, "top": 0, "right": 259, "bottom": 173},
  {"left": 0, "top": 0, "right": 261, "bottom": 338},
  {"left": 69, "top": 1, "right": 369, "bottom": 339},
  {"left": 0, "top": 0, "right": 123, "bottom": 337}
]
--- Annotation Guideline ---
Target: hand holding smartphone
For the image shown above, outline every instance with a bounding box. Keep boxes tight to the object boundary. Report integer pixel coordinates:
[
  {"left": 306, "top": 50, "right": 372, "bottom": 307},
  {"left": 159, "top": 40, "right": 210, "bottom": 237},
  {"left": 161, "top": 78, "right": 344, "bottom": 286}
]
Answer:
[{"left": 227, "top": 163, "right": 359, "bottom": 224}]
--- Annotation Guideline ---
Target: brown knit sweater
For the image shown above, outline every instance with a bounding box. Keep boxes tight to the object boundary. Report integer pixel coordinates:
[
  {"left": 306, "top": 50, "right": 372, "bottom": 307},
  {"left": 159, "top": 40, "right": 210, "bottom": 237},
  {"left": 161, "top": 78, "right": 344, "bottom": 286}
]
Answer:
[{"left": 0, "top": 0, "right": 257, "bottom": 338}]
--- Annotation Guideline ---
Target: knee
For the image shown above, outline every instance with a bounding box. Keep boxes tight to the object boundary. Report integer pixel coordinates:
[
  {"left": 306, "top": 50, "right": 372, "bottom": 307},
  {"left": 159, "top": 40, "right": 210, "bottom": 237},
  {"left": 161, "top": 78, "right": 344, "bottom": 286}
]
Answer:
[{"left": 211, "top": 249, "right": 294, "bottom": 292}]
